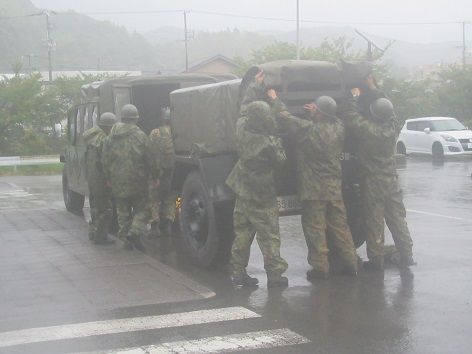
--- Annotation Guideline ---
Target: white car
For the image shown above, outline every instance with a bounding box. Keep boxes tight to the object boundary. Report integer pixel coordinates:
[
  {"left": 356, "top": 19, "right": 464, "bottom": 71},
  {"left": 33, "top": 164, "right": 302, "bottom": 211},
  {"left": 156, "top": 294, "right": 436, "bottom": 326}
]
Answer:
[{"left": 397, "top": 117, "right": 472, "bottom": 158}]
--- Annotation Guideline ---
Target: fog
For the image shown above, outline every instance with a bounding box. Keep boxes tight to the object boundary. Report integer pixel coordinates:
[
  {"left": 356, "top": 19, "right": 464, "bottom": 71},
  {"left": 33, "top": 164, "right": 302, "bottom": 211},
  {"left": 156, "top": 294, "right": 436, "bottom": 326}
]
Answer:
[{"left": 31, "top": 0, "right": 471, "bottom": 43}]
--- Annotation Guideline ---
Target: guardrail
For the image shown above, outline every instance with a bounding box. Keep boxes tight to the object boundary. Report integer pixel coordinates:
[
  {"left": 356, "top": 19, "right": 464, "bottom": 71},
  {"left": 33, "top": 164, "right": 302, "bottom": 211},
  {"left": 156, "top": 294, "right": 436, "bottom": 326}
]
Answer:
[{"left": 0, "top": 155, "right": 59, "bottom": 167}]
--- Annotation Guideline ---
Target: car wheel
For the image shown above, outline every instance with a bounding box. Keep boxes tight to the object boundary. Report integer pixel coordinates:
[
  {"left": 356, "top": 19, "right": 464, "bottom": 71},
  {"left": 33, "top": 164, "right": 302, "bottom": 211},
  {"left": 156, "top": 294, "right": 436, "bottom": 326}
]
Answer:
[
  {"left": 432, "top": 142, "right": 444, "bottom": 159},
  {"left": 179, "top": 171, "right": 233, "bottom": 267},
  {"left": 62, "top": 168, "right": 85, "bottom": 213},
  {"left": 396, "top": 141, "right": 407, "bottom": 155}
]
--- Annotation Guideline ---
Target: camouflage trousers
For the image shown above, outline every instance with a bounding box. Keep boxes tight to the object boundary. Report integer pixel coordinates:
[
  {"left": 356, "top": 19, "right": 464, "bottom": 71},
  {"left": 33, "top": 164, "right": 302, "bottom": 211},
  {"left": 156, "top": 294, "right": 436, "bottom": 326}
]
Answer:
[
  {"left": 149, "top": 170, "right": 177, "bottom": 223},
  {"left": 301, "top": 199, "right": 358, "bottom": 273},
  {"left": 231, "top": 198, "right": 288, "bottom": 277},
  {"left": 116, "top": 195, "right": 149, "bottom": 240},
  {"left": 89, "top": 194, "right": 111, "bottom": 241},
  {"left": 361, "top": 176, "right": 413, "bottom": 262}
]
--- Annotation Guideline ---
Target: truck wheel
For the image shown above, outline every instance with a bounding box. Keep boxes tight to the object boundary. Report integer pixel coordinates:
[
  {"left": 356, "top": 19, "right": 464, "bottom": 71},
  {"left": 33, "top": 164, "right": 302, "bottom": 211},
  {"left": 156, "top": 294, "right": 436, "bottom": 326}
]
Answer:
[
  {"left": 62, "top": 168, "right": 84, "bottom": 213},
  {"left": 180, "top": 171, "right": 231, "bottom": 267}
]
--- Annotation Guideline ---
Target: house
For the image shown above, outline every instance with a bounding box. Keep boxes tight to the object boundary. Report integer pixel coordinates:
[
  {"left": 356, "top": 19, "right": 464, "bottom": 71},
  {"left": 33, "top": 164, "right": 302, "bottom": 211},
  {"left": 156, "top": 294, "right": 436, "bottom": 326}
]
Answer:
[{"left": 185, "top": 54, "right": 239, "bottom": 76}]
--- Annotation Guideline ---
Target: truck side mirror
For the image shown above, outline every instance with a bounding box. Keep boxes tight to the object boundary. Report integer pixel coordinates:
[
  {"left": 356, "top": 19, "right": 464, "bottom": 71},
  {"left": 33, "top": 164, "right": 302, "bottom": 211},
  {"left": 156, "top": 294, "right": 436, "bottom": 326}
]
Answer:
[{"left": 424, "top": 127, "right": 431, "bottom": 134}]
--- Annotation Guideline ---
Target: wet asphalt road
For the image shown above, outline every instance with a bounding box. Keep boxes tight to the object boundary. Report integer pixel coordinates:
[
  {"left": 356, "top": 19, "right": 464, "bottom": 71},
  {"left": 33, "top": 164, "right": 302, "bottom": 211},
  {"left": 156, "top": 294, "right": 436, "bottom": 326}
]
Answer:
[{"left": 1, "top": 156, "right": 472, "bottom": 353}]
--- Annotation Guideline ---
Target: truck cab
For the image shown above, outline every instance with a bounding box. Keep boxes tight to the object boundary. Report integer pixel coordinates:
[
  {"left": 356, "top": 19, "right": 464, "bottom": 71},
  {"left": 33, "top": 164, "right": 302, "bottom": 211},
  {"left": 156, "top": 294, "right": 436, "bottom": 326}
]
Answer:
[{"left": 61, "top": 74, "right": 225, "bottom": 212}]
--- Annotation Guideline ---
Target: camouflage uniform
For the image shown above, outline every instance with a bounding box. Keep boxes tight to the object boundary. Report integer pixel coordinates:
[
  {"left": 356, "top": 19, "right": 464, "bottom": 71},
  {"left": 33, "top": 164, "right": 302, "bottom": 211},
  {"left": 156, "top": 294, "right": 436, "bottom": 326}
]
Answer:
[
  {"left": 102, "top": 122, "right": 158, "bottom": 241},
  {"left": 341, "top": 97, "right": 413, "bottom": 264},
  {"left": 84, "top": 126, "right": 111, "bottom": 242},
  {"left": 226, "top": 101, "right": 288, "bottom": 278},
  {"left": 149, "top": 125, "right": 176, "bottom": 225},
  {"left": 276, "top": 102, "right": 358, "bottom": 274}
]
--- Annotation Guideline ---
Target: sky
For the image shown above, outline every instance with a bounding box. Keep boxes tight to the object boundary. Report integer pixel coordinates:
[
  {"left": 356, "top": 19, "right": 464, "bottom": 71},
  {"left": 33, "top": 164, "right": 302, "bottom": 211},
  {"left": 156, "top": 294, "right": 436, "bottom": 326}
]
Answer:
[{"left": 30, "top": 0, "right": 472, "bottom": 43}]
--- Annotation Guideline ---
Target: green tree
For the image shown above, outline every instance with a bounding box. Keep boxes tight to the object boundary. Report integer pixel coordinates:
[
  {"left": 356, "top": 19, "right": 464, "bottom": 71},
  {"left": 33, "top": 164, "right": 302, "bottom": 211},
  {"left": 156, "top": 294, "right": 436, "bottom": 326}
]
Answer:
[
  {"left": 0, "top": 72, "right": 113, "bottom": 156},
  {"left": 0, "top": 73, "right": 61, "bottom": 155},
  {"left": 233, "top": 37, "right": 363, "bottom": 76}
]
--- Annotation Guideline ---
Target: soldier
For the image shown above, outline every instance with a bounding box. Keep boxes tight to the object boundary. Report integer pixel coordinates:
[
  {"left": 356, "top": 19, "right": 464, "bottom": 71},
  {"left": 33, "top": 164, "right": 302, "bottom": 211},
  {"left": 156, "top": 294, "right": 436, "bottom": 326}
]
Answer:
[
  {"left": 102, "top": 104, "right": 158, "bottom": 252},
  {"left": 83, "top": 112, "right": 117, "bottom": 244},
  {"left": 341, "top": 75, "right": 415, "bottom": 270},
  {"left": 149, "top": 107, "right": 176, "bottom": 237},
  {"left": 274, "top": 93, "right": 358, "bottom": 279},
  {"left": 226, "top": 100, "right": 289, "bottom": 288}
]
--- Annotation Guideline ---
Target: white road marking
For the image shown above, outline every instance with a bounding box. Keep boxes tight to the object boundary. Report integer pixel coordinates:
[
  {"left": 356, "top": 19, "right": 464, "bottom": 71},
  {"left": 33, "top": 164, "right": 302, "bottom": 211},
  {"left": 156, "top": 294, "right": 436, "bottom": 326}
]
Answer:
[
  {"left": 406, "top": 209, "right": 467, "bottom": 221},
  {"left": 0, "top": 307, "right": 260, "bottom": 348},
  {"left": 79, "top": 329, "right": 310, "bottom": 354},
  {"left": 0, "top": 190, "right": 33, "bottom": 198}
]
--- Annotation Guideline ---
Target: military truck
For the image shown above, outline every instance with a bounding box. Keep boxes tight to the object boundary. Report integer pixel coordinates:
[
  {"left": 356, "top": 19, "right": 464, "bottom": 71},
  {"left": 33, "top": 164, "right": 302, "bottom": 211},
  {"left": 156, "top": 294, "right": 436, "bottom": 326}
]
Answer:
[
  {"left": 171, "top": 60, "right": 368, "bottom": 267},
  {"left": 61, "top": 74, "right": 229, "bottom": 212},
  {"left": 61, "top": 61, "right": 369, "bottom": 267}
]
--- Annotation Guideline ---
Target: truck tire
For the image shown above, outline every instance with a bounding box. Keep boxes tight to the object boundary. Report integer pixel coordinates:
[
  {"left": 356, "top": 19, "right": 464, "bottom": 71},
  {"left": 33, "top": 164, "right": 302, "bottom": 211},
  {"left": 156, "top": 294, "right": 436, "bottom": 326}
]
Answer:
[
  {"left": 180, "top": 171, "right": 232, "bottom": 267},
  {"left": 62, "top": 168, "right": 85, "bottom": 213}
]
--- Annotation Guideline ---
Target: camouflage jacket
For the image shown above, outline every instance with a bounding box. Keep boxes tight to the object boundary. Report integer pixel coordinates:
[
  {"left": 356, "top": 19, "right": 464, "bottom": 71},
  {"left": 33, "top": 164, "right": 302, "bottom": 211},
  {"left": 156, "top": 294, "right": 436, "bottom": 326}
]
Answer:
[
  {"left": 83, "top": 126, "right": 109, "bottom": 196},
  {"left": 276, "top": 102, "right": 344, "bottom": 201},
  {"left": 149, "top": 125, "right": 175, "bottom": 172},
  {"left": 102, "top": 123, "right": 158, "bottom": 198},
  {"left": 226, "top": 116, "right": 286, "bottom": 204},
  {"left": 340, "top": 98, "right": 397, "bottom": 178}
]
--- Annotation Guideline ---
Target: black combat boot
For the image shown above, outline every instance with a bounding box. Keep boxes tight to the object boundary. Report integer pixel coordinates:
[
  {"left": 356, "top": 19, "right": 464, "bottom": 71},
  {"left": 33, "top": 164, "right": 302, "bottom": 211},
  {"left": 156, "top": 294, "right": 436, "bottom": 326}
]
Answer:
[
  {"left": 267, "top": 274, "right": 289, "bottom": 288},
  {"left": 160, "top": 218, "right": 173, "bottom": 237},
  {"left": 341, "top": 262, "right": 358, "bottom": 277},
  {"left": 127, "top": 235, "right": 146, "bottom": 252},
  {"left": 391, "top": 252, "right": 417, "bottom": 268},
  {"left": 123, "top": 237, "right": 134, "bottom": 251},
  {"left": 231, "top": 272, "right": 259, "bottom": 287},
  {"left": 149, "top": 221, "right": 161, "bottom": 238},
  {"left": 306, "top": 268, "right": 329, "bottom": 281},
  {"left": 94, "top": 236, "right": 114, "bottom": 245},
  {"left": 363, "top": 257, "right": 384, "bottom": 271}
]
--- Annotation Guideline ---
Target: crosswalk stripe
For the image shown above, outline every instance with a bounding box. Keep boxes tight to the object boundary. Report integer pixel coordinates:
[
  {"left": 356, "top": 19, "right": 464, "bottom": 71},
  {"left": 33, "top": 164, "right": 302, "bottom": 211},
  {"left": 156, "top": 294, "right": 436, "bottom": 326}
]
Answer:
[
  {"left": 79, "top": 329, "right": 310, "bottom": 354},
  {"left": 0, "top": 307, "right": 260, "bottom": 348}
]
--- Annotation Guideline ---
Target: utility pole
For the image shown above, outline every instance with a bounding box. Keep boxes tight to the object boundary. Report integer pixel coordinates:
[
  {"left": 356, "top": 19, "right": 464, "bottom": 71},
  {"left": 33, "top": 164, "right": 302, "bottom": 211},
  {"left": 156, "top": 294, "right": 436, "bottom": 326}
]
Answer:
[
  {"left": 43, "top": 10, "right": 54, "bottom": 81},
  {"left": 296, "top": 0, "right": 300, "bottom": 60},
  {"left": 462, "top": 21, "right": 467, "bottom": 68},
  {"left": 184, "top": 11, "right": 189, "bottom": 72}
]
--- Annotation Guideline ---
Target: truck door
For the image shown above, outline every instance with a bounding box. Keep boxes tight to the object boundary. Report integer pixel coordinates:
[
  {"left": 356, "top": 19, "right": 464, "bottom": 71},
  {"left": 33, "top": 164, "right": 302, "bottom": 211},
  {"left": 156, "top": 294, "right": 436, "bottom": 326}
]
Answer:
[
  {"left": 67, "top": 104, "right": 88, "bottom": 195},
  {"left": 112, "top": 85, "right": 132, "bottom": 120}
]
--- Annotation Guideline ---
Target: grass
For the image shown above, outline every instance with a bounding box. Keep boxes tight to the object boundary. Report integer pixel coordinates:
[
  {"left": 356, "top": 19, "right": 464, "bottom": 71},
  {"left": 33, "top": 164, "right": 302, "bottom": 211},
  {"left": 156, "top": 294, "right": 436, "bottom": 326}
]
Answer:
[{"left": 0, "top": 163, "right": 63, "bottom": 176}]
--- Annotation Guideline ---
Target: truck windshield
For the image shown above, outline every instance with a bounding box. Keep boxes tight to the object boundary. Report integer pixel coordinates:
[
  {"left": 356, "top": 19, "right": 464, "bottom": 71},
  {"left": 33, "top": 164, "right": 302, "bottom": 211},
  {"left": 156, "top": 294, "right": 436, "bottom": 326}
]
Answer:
[{"left": 431, "top": 119, "right": 466, "bottom": 131}]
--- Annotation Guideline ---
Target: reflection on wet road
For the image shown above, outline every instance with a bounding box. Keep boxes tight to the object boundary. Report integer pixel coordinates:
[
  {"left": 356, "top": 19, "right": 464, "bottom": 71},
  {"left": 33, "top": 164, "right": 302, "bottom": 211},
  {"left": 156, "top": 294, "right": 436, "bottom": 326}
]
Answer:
[
  {"left": 1, "top": 156, "right": 471, "bottom": 353},
  {"left": 148, "top": 156, "right": 472, "bottom": 353}
]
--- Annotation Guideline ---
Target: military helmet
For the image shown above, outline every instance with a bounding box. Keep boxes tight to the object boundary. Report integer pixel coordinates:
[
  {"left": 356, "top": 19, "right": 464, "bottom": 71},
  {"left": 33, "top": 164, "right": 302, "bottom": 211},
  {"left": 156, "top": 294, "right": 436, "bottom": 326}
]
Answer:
[
  {"left": 370, "top": 98, "right": 394, "bottom": 121},
  {"left": 161, "top": 107, "right": 171, "bottom": 121},
  {"left": 314, "top": 96, "right": 337, "bottom": 118},
  {"left": 121, "top": 104, "right": 139, "bottom": 121},
  {"left": 98, "top": 112, "right": 117, "bottom": 127},
  {"left": 247, "top": 100, "right": 271, "bottom": 119},
  {"left": 246, "top": 101, "right": 276, "bottom": 134}
]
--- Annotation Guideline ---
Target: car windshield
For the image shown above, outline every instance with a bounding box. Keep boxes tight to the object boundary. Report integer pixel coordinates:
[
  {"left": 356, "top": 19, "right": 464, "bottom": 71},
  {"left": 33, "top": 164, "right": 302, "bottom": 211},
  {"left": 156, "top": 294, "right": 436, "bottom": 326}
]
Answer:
[{"left": 430, "top": 119, "right": 466, "bottom": 131}]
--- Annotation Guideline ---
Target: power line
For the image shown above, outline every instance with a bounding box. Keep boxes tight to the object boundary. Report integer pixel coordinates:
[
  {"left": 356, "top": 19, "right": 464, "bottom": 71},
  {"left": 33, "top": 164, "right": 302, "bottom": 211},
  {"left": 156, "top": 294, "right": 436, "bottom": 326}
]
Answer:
[{"left": 1, "top": 9, "right": 470, "bottom": 27}]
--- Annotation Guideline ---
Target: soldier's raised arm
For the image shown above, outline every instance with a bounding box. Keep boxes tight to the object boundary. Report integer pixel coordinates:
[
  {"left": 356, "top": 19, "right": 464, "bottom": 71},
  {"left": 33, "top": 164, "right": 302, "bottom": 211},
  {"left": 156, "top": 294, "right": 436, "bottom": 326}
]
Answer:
[
  {"left": 267, "top": 89, "right": 311, "bottom": 136},
  {"left": 339, "top": 96, "right": 387, "bottom": 139}
]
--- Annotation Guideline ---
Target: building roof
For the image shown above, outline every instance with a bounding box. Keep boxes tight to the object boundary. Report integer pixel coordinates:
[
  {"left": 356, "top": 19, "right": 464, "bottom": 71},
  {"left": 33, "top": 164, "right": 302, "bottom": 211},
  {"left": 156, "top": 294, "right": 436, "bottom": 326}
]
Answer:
[{"left": 187, "top": 54, "right": 239, "bottom": 72}]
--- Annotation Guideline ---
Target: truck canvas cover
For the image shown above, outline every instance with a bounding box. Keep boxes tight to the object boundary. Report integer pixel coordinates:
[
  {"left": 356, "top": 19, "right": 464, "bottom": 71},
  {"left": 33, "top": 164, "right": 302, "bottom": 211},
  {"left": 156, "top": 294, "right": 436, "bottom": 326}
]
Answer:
[
  {"left": 260, "top": 60, "right": 343, "bottom": 91},
  {"left": 171, "top": 79, "right": 241, "bottom": 154}
]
